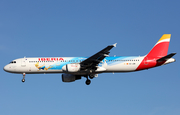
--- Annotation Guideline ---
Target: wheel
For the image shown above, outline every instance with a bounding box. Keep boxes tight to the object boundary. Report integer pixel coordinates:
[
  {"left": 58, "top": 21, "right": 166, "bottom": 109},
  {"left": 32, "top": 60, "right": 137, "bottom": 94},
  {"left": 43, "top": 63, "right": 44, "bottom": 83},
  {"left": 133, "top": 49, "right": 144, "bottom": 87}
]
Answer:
[
  {"left": 22, "top": 79, "right": 25, "bottom": 82},
  {"left": 22, "top": 73, "right": 26, "bottom": 83},
  {"left": 85, "top": 79, "right": 91, "bottom": 85},
  {"left": 89, "top": 74, "right": 94, "bottom": 79}
]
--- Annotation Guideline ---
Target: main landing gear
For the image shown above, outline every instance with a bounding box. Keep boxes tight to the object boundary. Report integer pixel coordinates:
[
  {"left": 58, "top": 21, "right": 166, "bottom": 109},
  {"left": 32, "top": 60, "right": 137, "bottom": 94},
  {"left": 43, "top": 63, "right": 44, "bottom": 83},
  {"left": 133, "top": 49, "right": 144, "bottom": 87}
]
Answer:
[
  {"left": 85, "top": 74, "right": 95, "bottom": 85},
  {"left": 86, "top": 79, "right": 91, "bottom": 85},
  {"left": 22, "top": 73, "right": 25, "bottom": 82},
  {"left": 89, "top": 74, "right": 95, "bottom": 79},
  {"left": 85, "top": 75, "right": 91, "bottom": 85}
]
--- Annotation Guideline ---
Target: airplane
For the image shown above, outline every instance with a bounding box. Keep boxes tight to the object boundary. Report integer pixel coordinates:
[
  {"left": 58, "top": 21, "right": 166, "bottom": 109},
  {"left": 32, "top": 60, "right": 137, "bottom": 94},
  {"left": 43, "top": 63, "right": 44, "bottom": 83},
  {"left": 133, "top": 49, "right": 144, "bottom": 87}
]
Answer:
[{"left": 3, "top": 34, "right": 176, "bottom": 85}]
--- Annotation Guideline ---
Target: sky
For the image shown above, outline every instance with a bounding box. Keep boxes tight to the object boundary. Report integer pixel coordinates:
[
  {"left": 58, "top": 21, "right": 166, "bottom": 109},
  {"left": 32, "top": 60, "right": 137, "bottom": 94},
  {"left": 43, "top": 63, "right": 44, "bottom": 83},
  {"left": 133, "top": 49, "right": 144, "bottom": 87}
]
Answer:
[{"left": 0, "top": 0, "right": 179, "bottom": 115}]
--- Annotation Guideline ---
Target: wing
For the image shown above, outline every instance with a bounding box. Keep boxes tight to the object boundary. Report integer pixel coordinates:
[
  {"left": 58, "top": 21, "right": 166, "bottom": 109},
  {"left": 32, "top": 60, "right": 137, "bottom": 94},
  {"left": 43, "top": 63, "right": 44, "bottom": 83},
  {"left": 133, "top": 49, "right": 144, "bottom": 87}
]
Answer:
[{"left": 80, "top": 43, "right": 117, "bottom": 70}]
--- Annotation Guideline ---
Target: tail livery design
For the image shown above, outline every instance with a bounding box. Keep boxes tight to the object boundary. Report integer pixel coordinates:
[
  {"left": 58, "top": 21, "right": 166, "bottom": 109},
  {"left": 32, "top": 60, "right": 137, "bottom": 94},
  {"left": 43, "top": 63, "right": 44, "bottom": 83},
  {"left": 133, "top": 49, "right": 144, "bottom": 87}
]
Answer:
[
  {"left": 147, "top": 34, "right": 171, "bottom": 57},
  {"left": 3, "top": 34, "right": 176, "bottom": 85},
  {"left": 136, "top": 34, "right": 175, "bottom": 71}
]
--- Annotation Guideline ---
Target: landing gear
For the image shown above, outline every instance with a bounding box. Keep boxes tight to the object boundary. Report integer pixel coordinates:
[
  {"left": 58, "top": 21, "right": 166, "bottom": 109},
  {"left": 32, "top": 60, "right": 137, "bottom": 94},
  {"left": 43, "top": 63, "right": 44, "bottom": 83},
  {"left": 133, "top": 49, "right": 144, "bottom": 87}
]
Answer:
[
  {"left": 84, "top": 74, "right": 98, "bottom": 85},
  {"left": 22, "top": 73, "right": 25, "bottom": 83},
  {"left": 85, "top": 79, "right": 91, "bottom": 85},
  {"left": 84, "top": 75, "right": 91, "bottom": 85},
  {"left": 22, "top": 78, "right": 25, "bottom": 82},
  {"left": 89, "top": 74, "right": 95, "bottom": 79}
]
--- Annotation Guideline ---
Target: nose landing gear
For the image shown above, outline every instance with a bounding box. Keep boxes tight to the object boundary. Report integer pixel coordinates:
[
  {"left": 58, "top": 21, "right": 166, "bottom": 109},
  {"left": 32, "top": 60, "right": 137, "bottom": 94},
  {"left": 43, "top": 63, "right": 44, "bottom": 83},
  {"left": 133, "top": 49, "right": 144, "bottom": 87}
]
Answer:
[{"left": 22, "top": 73, "right": 25, "bottom": 82}]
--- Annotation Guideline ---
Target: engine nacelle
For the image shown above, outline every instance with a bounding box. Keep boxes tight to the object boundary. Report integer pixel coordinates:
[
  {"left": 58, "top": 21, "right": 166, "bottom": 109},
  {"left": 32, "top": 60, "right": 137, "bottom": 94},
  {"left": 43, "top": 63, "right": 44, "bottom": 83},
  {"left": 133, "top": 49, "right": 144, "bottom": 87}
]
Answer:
[
  {"left": 62, "top": 73, "right": 81, "bottom": 82},
  {"left": 62, "top": 63, "right": 80, "bottom": 72}
]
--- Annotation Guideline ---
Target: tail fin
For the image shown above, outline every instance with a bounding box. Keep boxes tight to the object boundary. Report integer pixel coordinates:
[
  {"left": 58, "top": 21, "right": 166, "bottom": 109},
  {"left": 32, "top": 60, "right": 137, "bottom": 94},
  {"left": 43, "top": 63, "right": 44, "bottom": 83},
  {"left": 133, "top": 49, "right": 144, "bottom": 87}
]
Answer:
[{"left": 146, "top": 34, "right": 171, "bottom": 58}]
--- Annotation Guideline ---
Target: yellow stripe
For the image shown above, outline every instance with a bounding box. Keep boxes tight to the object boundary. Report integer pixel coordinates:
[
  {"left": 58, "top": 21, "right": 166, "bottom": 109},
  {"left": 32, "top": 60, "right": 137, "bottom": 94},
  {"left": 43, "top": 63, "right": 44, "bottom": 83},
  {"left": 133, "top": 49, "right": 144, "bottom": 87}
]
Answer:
[{"left": 158, "top": 34, "right": 171, "bottom": 42}]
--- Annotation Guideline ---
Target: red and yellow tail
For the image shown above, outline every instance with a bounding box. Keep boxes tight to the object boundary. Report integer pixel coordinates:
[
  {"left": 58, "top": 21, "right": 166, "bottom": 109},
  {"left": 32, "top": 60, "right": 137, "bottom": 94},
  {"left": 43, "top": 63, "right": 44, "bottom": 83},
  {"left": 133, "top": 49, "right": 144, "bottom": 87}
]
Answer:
[
  {"left": 136, "top": 34, "right": 172, "bottom": 71},
  {"left": 146, "top": 34, "right": 171, "bottom": 58}
]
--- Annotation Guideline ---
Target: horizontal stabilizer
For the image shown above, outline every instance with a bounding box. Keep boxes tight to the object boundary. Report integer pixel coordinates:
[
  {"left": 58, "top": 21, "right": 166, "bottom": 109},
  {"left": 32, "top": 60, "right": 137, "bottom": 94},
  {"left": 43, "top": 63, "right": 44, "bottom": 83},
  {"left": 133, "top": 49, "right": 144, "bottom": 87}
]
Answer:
[{"left": 157, "top": 53, "right": 176, "bottom": 62}]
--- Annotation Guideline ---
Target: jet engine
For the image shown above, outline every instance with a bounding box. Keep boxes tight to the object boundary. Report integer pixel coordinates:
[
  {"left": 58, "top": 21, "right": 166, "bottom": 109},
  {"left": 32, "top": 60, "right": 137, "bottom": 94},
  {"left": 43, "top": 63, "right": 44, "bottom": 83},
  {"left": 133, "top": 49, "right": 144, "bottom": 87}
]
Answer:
[
  {"left": 62, "top": 63, "right": 80, "bottom": 72},
  {"left": 62, "top": 73, "right": 81, "bottom": 82}
]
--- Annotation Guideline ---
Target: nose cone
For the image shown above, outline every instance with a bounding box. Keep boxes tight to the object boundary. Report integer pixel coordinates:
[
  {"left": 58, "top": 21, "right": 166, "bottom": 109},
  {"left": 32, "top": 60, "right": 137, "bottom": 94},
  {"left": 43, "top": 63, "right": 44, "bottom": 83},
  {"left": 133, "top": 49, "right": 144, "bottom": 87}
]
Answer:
[{"left": 3, "top": 65, "right": 10, "bottom": 72}]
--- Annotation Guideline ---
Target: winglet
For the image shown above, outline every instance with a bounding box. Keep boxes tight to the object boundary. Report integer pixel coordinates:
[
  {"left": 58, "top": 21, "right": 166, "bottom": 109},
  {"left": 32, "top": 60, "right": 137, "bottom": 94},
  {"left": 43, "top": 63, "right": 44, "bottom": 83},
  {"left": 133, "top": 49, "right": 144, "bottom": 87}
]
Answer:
[{"left": 113, "top": 43, "right": 117, "bottom": 47}]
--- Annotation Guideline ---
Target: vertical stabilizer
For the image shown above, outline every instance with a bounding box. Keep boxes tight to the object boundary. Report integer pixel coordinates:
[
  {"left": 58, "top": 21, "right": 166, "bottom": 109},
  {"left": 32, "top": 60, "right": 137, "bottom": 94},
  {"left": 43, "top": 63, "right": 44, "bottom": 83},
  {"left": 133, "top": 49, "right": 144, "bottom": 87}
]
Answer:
[{"left": 146, "top": 34, "right": 171, "bottom": 58}]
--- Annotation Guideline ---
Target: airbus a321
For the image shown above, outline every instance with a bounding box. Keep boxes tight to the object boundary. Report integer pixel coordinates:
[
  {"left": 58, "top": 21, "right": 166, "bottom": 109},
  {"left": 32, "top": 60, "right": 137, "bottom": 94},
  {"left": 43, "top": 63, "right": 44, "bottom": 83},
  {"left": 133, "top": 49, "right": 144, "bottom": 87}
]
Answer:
[{"left": 3, "top": 34, "right": 176, "bottom": 85}]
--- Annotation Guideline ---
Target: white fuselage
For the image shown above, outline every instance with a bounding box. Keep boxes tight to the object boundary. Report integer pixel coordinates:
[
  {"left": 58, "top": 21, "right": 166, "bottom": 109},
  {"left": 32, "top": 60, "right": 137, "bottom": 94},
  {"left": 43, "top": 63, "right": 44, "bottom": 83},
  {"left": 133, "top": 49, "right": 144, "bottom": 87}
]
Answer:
[{"left": 4, "top": 56, "right": 145, "bottom": 75}]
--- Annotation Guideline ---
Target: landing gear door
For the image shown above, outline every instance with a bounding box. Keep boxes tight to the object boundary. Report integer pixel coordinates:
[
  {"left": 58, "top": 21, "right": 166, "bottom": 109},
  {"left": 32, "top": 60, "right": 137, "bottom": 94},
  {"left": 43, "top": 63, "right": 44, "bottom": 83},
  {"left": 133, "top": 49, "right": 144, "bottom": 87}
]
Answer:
[{"left": 21, "top": 58, "right": 26, "bottom": 67}]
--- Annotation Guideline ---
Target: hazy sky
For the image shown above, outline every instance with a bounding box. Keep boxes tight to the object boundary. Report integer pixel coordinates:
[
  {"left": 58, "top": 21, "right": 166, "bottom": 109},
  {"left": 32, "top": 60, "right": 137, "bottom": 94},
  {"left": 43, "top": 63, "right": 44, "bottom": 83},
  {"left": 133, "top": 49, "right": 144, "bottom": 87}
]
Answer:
[{"left": 0, "top": 0, "right": 179, "bottom": 115}]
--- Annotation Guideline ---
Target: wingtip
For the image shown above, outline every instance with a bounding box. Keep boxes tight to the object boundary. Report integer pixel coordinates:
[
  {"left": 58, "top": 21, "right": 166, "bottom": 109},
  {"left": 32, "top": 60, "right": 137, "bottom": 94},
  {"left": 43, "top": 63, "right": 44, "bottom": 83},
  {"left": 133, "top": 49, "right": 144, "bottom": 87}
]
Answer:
[{"left": 113, "top": 43, "right": 117, "bottom": 47}]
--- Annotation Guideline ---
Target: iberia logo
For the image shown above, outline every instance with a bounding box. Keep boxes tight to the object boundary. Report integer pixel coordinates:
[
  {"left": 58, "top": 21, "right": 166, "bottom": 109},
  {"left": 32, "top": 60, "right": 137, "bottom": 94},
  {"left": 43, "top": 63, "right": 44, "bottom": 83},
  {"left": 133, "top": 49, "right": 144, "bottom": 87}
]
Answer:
[{"left": 38, "top": 58, "right": 64, "bottom": 61}]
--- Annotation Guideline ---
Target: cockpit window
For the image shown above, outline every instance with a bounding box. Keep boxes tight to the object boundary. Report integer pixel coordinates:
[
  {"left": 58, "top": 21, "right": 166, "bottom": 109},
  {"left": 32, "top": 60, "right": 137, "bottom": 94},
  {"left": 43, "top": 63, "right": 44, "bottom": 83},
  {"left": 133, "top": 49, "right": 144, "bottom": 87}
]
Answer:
[{"left": 9, "top": 61, "right": 16, "bottom": 64}]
